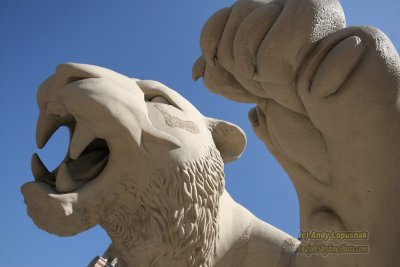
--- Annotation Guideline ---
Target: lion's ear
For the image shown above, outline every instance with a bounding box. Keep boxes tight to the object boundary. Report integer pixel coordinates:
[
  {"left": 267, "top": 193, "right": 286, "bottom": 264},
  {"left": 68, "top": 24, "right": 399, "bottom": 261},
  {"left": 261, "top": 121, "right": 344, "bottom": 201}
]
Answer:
[{"left": 207, "top": 118, "right": 246, "bottom": 163}]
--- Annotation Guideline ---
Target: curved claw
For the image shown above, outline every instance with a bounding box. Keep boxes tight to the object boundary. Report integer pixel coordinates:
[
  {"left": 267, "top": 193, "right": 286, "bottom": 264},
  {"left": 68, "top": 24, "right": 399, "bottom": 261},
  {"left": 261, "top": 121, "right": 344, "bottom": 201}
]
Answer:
[{"left": 192, "top": 56, "right": 207, "bottom": 81}]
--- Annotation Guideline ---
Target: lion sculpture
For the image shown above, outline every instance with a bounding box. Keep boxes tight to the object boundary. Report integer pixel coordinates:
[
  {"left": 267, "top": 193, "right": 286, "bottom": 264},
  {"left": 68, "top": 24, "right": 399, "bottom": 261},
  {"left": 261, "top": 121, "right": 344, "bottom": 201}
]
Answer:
[
  {"left": 22, "top": 0, "right": 400, "bottom": 266},
  {"left": 22, "top": 63, "right": 299, "bottom": 267}
]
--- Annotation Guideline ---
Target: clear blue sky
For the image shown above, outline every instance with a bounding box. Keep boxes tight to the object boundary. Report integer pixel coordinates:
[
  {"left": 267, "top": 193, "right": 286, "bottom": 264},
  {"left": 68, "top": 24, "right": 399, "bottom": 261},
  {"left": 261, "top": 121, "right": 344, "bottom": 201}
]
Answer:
[{"left": 1, "top": 1, "right": 399, "bottom": 266}]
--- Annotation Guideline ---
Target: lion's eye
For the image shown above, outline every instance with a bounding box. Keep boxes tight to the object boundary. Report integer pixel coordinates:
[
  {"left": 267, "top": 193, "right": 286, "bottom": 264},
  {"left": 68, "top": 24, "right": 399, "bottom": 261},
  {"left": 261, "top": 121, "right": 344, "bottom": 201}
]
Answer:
[
  {"left": 148, "top": 95, "right": 171, "bottom": 105},
  {"left": 144, "top": 93, "right": 181, "bottom": 109}
]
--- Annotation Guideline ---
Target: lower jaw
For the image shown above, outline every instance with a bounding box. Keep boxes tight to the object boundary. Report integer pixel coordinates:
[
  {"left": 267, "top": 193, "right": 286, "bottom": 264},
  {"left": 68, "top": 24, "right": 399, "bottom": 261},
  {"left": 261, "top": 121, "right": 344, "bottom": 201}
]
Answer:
[{"left": 21, "top": 181, "right": 101, "bottom": 236}]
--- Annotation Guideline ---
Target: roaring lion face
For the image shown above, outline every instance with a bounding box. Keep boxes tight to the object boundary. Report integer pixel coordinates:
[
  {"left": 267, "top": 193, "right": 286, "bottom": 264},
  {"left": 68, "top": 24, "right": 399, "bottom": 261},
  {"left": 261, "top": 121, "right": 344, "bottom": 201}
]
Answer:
[{"left": 21, "top": 63, "right": 246, "bottom": 266}]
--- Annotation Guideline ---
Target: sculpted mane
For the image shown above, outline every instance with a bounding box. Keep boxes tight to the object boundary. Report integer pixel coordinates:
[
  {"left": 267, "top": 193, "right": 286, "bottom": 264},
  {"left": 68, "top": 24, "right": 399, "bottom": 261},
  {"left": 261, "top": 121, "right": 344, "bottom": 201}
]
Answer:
[{"left": 102, "top": 146, "right": 224, "bottom": 266}]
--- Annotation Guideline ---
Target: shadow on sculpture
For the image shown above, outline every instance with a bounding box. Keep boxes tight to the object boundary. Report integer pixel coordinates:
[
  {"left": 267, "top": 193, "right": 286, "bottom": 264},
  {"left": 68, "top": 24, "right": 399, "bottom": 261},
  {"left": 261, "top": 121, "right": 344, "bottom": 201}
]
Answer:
[{"left": 22, "top": 0, "right": 400, "bottom": 266}]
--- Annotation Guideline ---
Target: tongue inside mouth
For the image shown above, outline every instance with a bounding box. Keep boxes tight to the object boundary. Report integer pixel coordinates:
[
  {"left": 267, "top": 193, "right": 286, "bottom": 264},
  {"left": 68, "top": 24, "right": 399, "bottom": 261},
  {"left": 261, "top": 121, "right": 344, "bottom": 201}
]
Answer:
[
  {"left": 33, "top": 138, "right": 110, "bottom": 193},
  {"left": 67, "top": 150, "right": 109, "bottom": 181}
]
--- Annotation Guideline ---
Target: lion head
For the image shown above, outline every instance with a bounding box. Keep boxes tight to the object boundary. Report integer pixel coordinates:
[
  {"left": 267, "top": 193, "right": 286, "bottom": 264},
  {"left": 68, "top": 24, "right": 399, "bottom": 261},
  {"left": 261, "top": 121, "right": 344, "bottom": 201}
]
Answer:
[{"left": 21, "top": 63, "right": 246, "bottom": 266}]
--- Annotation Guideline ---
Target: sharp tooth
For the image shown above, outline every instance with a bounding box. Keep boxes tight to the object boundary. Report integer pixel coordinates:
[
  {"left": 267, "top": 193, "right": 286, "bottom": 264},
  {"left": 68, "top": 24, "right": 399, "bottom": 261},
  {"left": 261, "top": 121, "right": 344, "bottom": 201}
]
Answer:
[
  {"left": 31, "top": 153, "right": 50, "bottom": 180},
  {"left": 56, "top": 163, "right": 84, "bottom": 193},
  {"left": 69, "top": 122, "right": 96, "bottom": 160},
  {"left": 36, "top": 112, "right": 61, "bottom": 148}
]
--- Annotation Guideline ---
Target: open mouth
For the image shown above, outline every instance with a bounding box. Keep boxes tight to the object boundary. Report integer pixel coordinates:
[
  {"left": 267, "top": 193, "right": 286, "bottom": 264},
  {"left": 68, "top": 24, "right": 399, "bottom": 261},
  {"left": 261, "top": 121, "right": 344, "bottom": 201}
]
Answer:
[{"left": 32, "top": 114, "right": 110, "bottom": 193}]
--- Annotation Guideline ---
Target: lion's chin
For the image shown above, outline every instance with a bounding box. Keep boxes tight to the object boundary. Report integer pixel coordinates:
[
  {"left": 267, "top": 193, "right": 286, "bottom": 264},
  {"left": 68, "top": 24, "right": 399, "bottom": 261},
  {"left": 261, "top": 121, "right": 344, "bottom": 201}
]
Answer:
[{"left": 21, "top": 181, "right": 101, "bottom": 236}]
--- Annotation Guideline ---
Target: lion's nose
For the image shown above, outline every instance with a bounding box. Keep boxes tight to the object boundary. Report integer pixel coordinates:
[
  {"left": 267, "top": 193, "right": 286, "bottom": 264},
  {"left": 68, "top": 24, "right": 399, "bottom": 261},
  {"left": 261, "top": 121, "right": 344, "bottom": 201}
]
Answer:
[{"left": 54, "top": 63, "right": 129, "bottom": 88}]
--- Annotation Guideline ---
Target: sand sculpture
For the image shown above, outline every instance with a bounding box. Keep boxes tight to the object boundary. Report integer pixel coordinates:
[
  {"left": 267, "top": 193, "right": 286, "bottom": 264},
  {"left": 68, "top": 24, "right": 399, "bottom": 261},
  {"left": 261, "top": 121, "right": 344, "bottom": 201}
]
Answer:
[
  {"left": 22, "top": 63, "right": 299, "bottom": 266},
  {"left": 22, "top": 0, "right": 400, "bottom": 266}
]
